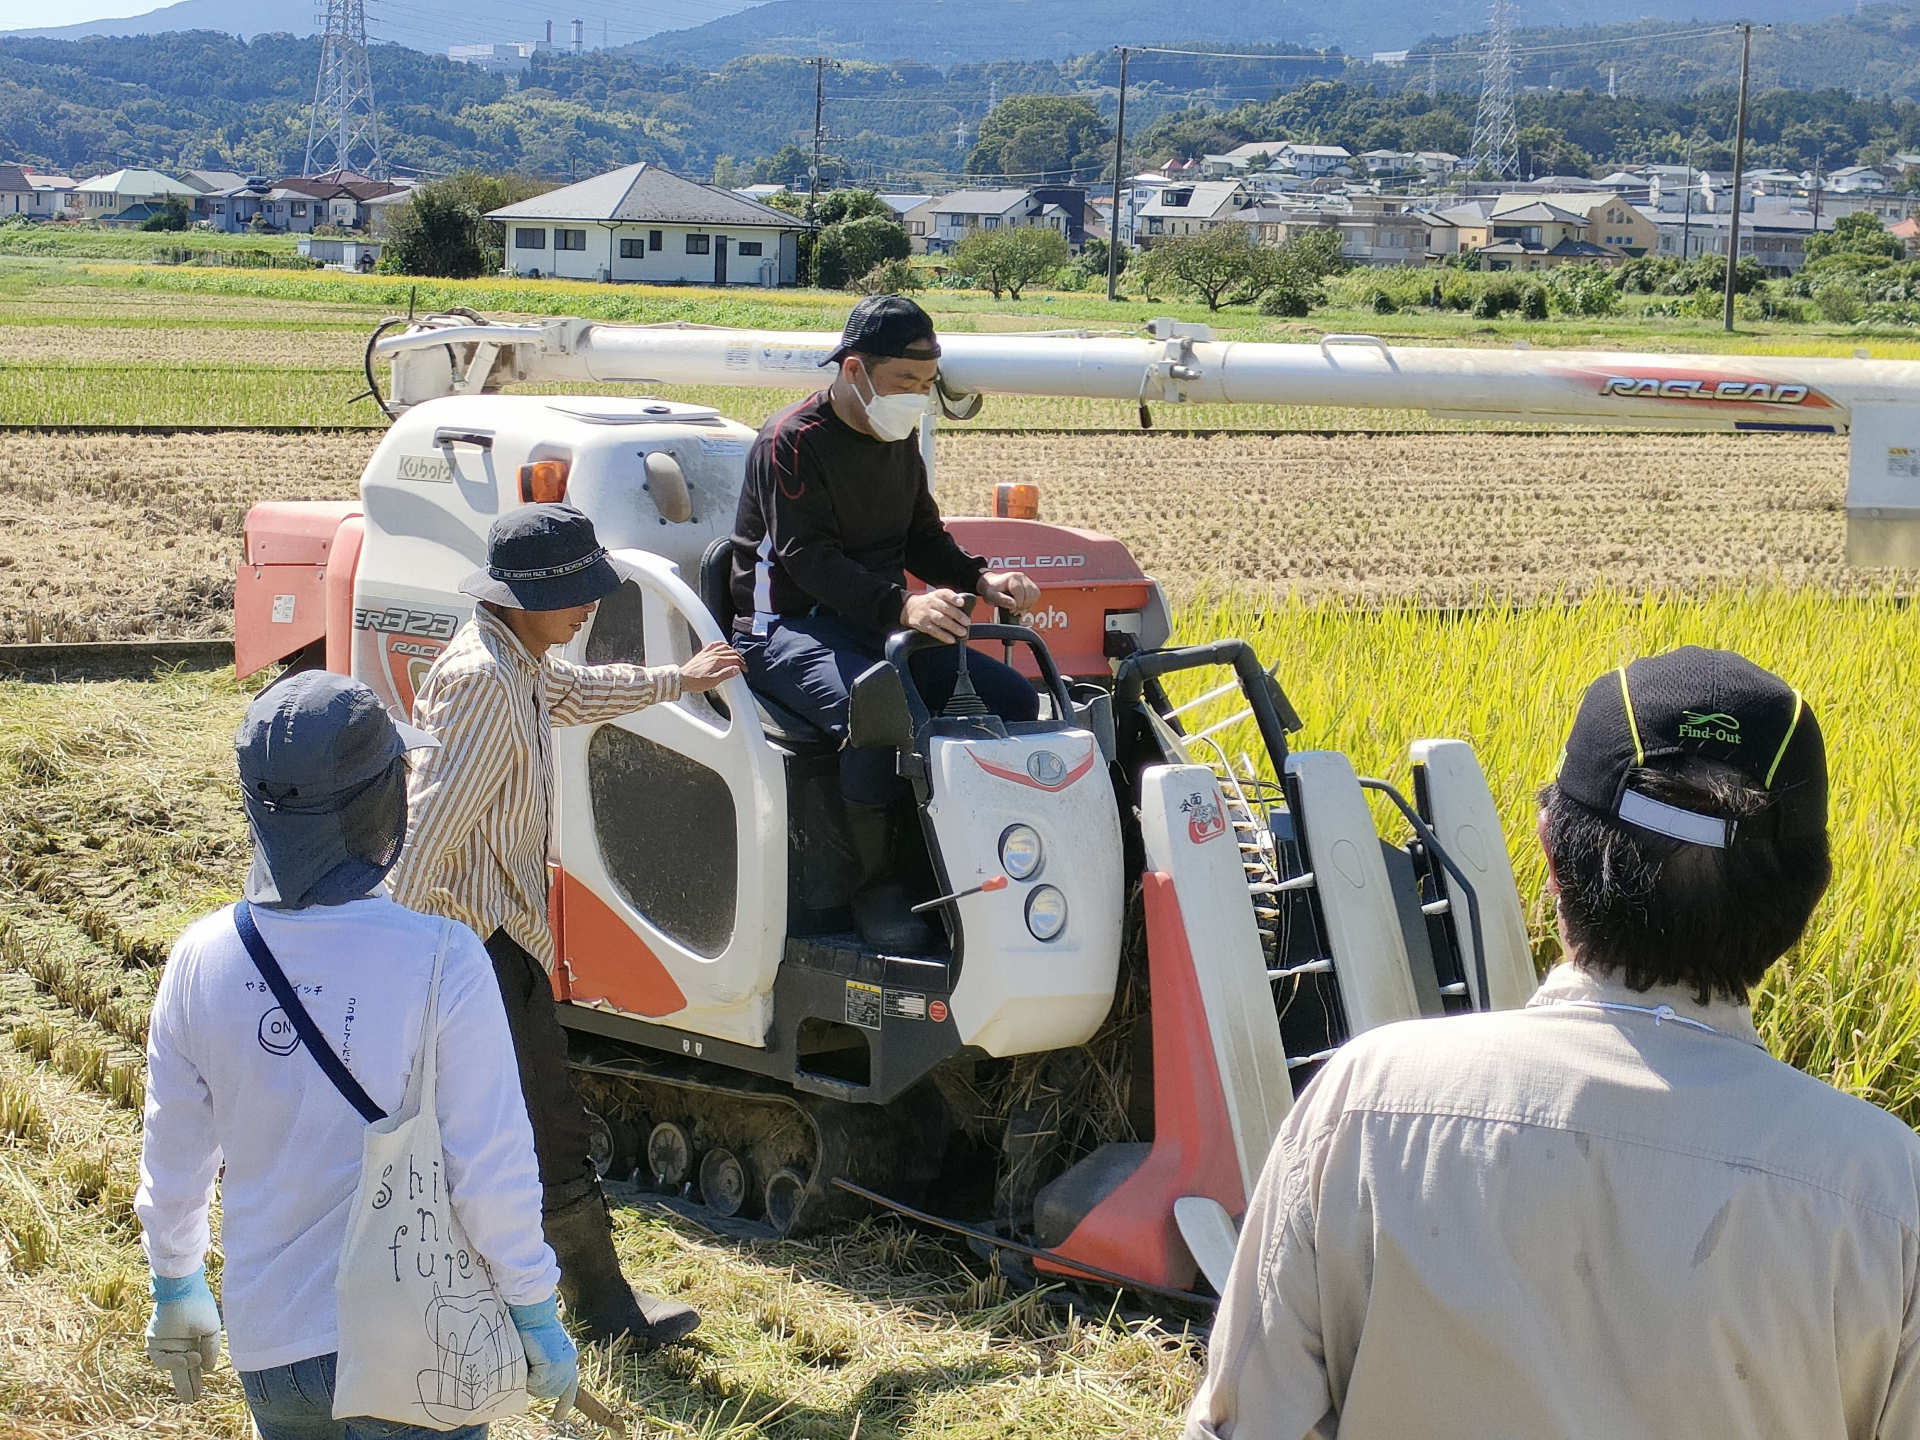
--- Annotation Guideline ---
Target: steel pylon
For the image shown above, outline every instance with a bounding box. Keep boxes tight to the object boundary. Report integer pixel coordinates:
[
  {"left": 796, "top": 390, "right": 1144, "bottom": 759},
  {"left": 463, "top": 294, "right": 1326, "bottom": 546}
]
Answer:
[
  {"left": 304, "top": 0, "right": 383, "bottom": 178},
  {"left": 1469, "top": 0, "right": 1518, "bottom": 180}
]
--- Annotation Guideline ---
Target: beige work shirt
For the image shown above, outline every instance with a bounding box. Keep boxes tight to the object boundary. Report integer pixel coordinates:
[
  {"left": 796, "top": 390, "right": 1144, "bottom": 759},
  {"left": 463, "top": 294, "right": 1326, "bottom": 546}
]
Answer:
[
  {"left": 1188, "top": 964, "right": 1920, "bottom": 1440},
  {"left": 388, "top": 604, "right": 681, "bottom": 971}
]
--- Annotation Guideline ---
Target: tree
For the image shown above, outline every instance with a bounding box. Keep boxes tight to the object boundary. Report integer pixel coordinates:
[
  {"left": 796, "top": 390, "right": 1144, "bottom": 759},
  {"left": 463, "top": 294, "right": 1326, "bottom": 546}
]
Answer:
[
  {"left": 951, "top": 226, "right": 1070, "bottom": 299},
  {"left": 1144, "top": 225, "right": 1312, "bottom": 311},
  {"left": 815, "top": 213, "right": 911, "bottom": 289},
  {"left": 852, "top": 258, "right": 924, "bottom": 295},
  {"left": 1806, "top": 209, "right": 1907, "bottom": 263},
  {"left": 1515, "top": 124, "right": 1594, "bottom": 178},
  {"left": 966, "top": 95, "right": 1111, "bottom": 183},
  {"left": 139, "top": 197, "right": 190, "bottom": 231},
  {"left": 379, "top": 181, "right": 487, "bottom": 278}
]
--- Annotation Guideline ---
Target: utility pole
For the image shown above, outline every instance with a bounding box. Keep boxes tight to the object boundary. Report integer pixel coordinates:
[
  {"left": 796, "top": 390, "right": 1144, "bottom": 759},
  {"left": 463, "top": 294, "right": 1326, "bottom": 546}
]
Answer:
[
  {"left": 1681, "top": 141, "right": 1695, "bottom": 262},
  {"left": 303, "top": 0, "right": 382, "bottom": 178},
  {"left": 1811, "top": 160, "right": 1824, "bottom": 233},
  {"left": 1107, "top": 46, "right": 1129, "bottom": 303},
  {"left": 1722, "top": 21, "right": 1755, "bottom": 332},
  {"left": 808, "top": 55, "right": 827, "bottom": 225}
]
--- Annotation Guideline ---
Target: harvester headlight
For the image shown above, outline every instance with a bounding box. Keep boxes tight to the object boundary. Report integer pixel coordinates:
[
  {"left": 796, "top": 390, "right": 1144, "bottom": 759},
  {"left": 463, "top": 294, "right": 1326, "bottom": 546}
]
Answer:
[
  {"left": 999, "top": 824, "right": 1044, "bottom": 881},
  {"left": 1025, "top": 885, "right": 1068, "bottom": 942}
]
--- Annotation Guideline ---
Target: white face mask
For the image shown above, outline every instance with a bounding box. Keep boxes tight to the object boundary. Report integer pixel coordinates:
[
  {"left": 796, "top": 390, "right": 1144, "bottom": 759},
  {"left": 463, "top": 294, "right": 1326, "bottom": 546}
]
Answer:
[{"left": 851, "top": 366, "right": 929, "bottom": 443}]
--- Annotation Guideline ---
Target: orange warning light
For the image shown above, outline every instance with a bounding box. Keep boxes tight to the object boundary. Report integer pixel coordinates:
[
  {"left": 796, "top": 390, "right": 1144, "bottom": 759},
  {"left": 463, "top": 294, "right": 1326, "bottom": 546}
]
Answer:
[{"left": 993, "top": 482, "right": 1040, "bottom": 520}]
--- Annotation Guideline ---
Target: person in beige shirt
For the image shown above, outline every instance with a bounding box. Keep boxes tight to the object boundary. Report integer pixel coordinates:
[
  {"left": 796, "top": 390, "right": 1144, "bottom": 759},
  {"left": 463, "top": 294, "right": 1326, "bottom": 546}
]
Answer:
[{"left": 1189, "top": 646, "right": 1920, "bottom": 1440}]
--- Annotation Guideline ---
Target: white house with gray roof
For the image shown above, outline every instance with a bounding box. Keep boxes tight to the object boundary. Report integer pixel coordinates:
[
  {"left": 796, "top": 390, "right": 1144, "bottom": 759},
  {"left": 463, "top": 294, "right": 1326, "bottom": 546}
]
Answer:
[{"left": 488, "top": 162, "right": 801, "bottom": 286}]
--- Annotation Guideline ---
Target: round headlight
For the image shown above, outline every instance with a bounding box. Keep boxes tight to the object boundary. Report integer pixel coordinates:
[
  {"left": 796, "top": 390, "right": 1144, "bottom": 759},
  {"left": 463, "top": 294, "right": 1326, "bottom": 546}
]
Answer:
[
  {"left": 1025, "top": 885, "right": 1068, "bottom": 942},
  {"left": 999, "top": 824, "right": 1044, "bottom": 881}
]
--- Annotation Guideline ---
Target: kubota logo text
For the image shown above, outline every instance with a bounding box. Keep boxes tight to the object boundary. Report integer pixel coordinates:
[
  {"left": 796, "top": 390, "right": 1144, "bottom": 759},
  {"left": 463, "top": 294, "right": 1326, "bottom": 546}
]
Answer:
[
  {"left": 1020, "top": 606, "right": 1070, "bottom": 630},
  {"left": 1680, "top": 711, "right": 1742, "bottom": 744}
]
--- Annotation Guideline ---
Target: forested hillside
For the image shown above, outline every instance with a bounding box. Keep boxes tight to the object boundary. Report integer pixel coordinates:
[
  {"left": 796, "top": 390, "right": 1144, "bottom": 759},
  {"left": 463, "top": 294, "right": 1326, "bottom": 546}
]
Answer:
[{"left": 7, "top": 14, "right": 1920, "bottom": 186}]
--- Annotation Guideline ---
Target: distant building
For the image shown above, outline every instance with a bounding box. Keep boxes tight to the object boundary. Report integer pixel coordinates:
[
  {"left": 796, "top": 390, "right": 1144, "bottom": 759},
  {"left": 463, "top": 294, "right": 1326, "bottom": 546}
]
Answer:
[
  {"left": 1654, "top": 202, "right": 1828, "bottom": 275},
  {"left": 1274, "top": 143, "right": 1353, "bottom": 179},
  {"left": 490, "top": 161, "right": 801, "bottom": 285},
  {"left": 877, "top": 194, "right": 938, "bottom": 252},
  {"left": 1371, "top": 49, "right": 1410, "bottom": 66},
  {"left": 925, "top": 187, "right": 1082, "bottom": 253},
  {"left": 448, "top": 39, "right": 550, "bottom": 73},
  {"left": 1498, "top": 192, "right": 1655, "bottom": 256},
  {"left": 1136, "top": 180, "right": 1249, "bottom": 242},
  {"left": 0, "top": 164, "right": 71, "bottom": 218},
  {"left": 1474, "top": 200, "right": 1620, "bottom": 270},
  {"left": 73, "top": 167, "right": 199, "bottom": 221},
  {"left": 1231, "top": 194, "right": 1430, "bottom": 265},
  {"left": 298, "top": 235, "right": 382, "bottom": 271}
]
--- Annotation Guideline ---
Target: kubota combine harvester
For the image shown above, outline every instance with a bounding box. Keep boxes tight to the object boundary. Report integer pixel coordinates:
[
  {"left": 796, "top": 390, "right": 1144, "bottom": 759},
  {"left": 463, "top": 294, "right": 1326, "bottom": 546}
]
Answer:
[{"left": 234, "top": 312, "right": 1920, "bottom": 1301}]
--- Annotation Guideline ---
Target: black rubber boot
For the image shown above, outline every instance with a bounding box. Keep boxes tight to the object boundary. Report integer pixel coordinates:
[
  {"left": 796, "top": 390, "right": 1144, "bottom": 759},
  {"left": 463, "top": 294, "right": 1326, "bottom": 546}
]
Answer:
[
  {"left": 544, "top": 1180, "right": 701, "bottom": 1349},
  {"left": 844, "top": 799, "right": 936, "bottom": 955}
]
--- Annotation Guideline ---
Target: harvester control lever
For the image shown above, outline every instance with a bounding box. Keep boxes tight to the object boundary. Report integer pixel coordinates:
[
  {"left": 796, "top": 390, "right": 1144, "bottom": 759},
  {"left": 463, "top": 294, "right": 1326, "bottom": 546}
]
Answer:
[{"left": 910, "top": 874, "right": 1008, "bottom": 915}]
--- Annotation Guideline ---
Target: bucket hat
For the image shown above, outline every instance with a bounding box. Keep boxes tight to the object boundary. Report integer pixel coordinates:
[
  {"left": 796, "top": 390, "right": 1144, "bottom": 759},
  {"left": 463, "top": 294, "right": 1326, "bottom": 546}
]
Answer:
[
  {"left": 460, "top": 503, "right": 625, "bottom": 612},
  {"left": 237, "top": 671, "right": 439, "bottom": 909}
]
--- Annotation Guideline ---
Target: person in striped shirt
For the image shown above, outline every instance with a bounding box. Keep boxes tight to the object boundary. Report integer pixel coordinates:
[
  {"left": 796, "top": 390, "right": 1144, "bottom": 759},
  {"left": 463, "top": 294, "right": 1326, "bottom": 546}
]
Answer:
[{"left": 389, "top": 503, "right": 743, "bottom": 1349}]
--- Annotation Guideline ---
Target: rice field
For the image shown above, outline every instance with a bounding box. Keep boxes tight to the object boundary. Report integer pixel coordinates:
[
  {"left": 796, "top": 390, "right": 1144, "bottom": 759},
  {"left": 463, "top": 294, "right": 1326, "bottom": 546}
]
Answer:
[{"left": 0, "top": 427, "right": 1858, "bottom": 643}]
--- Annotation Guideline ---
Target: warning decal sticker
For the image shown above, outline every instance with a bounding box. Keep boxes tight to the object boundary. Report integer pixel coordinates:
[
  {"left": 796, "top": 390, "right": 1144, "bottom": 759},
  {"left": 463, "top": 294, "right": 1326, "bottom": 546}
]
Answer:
[{"left": 845, "top": 980, "right": 882, "bottom": 1030}]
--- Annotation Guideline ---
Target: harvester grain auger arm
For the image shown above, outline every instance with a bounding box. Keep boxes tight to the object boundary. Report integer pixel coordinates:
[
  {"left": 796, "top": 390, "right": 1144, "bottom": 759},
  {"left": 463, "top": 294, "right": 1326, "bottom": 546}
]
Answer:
[{"left": 373, "top": 311, "right": 1920, "bottom": 564}]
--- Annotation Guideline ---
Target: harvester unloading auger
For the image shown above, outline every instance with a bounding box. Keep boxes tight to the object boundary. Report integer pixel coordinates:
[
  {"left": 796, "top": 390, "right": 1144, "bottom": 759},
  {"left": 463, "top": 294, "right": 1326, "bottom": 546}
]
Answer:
[{"left": 233, "top": 312, "right": 1918, "bottom": 1304}]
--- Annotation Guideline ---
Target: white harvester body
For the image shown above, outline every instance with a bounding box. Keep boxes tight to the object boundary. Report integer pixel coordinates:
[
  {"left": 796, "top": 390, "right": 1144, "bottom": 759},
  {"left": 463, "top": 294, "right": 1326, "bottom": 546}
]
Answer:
[{"left": 233, "top": 310, "right": 1548, "bottom": 1295}]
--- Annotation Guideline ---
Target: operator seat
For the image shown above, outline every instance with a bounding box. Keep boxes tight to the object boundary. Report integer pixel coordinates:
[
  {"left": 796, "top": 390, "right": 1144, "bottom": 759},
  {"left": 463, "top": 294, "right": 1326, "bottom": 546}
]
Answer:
[{"left": 698, "top": 536, "right": 835, "bottom": 751}]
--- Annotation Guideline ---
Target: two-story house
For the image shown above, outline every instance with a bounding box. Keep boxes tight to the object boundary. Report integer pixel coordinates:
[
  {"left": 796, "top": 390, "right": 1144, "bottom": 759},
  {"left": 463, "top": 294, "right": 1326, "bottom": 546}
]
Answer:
[{"left": 1136, "top": 181, "right": 1249, "bottom": 243}]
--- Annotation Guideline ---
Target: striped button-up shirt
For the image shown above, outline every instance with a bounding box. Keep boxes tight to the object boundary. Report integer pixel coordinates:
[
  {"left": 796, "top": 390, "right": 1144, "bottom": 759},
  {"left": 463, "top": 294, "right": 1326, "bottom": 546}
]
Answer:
[{"left": 389, "top": 604, "right": 682, "bottom": 972}]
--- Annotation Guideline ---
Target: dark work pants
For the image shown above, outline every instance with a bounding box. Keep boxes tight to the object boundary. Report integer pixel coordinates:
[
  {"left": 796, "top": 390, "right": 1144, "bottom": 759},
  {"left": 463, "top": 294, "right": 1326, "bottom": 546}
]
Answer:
[
  {"left": 485, "top": 929, "right": 595, "bottom": 1199},
  {"left": 734, "top": 614, "right": 1039, "bottom": 806}
]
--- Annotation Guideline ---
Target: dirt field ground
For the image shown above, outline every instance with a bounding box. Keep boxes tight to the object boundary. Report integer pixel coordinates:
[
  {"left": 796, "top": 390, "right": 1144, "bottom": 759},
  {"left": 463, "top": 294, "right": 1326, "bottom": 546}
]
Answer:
[{"left": 0, "top": 428, "right": 1853, "bottom": 642}]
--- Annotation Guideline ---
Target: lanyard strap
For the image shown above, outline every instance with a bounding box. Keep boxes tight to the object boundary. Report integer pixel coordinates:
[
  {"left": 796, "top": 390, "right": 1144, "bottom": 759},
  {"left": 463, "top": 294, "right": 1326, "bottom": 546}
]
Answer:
[
  {"left": 233, "top": 900, "right": 388, "bottom": 1123},
  {"left": 1540, "top": 997, "right": 1747, "bottom": 1043}
]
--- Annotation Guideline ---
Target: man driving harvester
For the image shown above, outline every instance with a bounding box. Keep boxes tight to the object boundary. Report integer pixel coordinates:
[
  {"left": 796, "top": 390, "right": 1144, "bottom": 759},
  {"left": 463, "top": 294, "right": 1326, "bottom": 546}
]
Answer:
[
  {"left": 390, "top": 503, "right": 744, "bottom": 1350},
  {"left": 729, "top": 296, "right": 1043, "bottom": 955}
]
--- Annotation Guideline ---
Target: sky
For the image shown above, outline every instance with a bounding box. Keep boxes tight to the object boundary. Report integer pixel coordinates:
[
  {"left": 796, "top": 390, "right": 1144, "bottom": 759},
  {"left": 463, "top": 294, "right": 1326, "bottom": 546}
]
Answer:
[{"left": 0, "top": 0, "right": 157, "bottom": 26}]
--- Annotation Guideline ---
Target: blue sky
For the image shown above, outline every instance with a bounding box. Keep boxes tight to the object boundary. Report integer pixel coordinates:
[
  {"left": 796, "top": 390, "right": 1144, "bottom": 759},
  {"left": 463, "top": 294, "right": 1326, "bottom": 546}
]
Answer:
[{"left": 0, "top": 0, "right": 158, "bottom": 26}]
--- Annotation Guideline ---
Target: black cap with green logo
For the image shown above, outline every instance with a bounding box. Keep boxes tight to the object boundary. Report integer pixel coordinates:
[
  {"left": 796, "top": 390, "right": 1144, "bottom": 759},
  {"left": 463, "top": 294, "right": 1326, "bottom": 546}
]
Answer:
[{"left": 1557, "top": 646, "right": 1827, "bottom": 848}]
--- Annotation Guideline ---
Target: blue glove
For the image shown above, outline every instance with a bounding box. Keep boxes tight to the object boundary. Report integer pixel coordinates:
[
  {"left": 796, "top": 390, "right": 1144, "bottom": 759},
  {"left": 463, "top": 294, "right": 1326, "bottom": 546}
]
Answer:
[
  {"left": 146, "top": 1267, "right": 223, "bottom": 1401},
  {"left": 508, "top": 1295, "right": 578, "bottom": 1404}
]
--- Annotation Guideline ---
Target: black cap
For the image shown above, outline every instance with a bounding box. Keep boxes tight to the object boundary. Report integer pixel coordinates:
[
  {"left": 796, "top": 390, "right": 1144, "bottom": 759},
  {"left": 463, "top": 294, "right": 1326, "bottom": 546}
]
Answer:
[
  {"left": 1558, "top": 646, "right": 1827, "bottom": 848},
  {"left": 460, "top": 503, "right": 625, "bottom": 612},
  {"left": 822, "top": 295, "right": 941, "bottom": 366}
]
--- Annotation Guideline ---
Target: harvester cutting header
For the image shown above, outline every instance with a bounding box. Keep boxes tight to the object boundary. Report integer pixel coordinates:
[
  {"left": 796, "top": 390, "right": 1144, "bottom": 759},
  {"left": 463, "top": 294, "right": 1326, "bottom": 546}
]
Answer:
[{"left": 229, "top": 307, "right": 1891, "bottom": 1302}]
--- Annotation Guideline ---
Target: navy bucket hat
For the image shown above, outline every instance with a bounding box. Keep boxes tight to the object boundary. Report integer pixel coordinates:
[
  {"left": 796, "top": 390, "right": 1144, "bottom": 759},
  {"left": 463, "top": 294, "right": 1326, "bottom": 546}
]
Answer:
[{"left": 460, "top": 503, "right": 625, "bottom": 612}]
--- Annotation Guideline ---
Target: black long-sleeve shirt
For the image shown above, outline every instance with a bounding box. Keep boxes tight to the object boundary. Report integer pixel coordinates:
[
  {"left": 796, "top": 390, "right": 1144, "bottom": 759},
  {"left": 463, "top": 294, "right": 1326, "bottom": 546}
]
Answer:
[{"left": 729, "top": 389, "right": 987, "bottom": 636}]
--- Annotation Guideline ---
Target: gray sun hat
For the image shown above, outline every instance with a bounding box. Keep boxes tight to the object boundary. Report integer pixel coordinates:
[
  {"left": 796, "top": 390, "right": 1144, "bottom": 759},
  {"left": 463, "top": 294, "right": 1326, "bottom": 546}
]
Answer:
[
  {"left": 236, "top": 671, "right": 439, "bottom": 909},
  {"left": 460, "top": 503, "right": 626, "bottom": 612}
]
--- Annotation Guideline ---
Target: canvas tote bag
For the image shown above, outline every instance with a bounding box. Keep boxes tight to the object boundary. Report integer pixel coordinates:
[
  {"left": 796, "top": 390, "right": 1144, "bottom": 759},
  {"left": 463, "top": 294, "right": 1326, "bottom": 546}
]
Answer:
[{"left": 233, "top": 902, "right": 528, "bottom": 1429}]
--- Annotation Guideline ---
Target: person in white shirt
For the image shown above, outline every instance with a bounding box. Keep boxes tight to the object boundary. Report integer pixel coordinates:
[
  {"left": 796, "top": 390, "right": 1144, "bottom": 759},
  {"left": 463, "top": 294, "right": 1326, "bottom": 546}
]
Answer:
[
  {"left": 135, "top": 671, "right": 577, "bottom": 1440},
  {"left": 1189, "top": 645, "right": 1920, "bottom": 1440}
]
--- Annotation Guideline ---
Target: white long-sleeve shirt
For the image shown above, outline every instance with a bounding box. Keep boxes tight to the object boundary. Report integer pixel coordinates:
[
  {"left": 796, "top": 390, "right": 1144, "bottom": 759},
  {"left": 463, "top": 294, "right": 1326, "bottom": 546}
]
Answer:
[
  {"left": 136, "top": 895, "right": 559, "bottom": 1373},
  {"left": 1188, "top": 964, "right": 1920, "bottom": 1440}
]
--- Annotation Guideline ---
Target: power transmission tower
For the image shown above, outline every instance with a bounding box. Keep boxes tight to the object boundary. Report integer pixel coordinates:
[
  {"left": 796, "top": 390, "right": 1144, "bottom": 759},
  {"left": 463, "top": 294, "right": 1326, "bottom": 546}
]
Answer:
[
  {"left": 304, "top": 0, "right": 383, "bottom": 178},
  {"left": 1468, "top": 0, "right": 1517, "bottom": 180}
]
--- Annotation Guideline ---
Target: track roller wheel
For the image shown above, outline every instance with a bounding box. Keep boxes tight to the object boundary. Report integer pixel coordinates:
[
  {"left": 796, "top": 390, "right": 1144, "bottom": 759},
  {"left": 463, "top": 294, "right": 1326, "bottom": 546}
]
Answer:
[
  {"left": 648, "top": 1121, "right": 693, "bottom": 1191},
  {"left": 764, "top": 1168, "right": 808, "bottom": 1236},
  {"left": 585, "top": 1109, "right": 615, "bottom": 1180},
  {"left": 699, "top": 1147, "right": 749, "bottom": 1218}
]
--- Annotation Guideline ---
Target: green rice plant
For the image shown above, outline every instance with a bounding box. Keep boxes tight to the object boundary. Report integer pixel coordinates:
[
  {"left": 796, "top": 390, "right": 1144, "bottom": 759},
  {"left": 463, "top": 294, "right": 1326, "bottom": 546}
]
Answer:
[
  {"left": 10, "top": 1021, "right": 55, "bottom": 1065},
  {"left": 0, "top": 1079, "right": 48, "bottom": 1146},
  {"left": 51, "top": 1034, "right": 107, "bottom": 1093},
  {"left": 104, "top": 1062, "right": 144, "bottom": 1112},
  {"left": 1170, "top": 586, "right": 1920, "bottom": 1126}
]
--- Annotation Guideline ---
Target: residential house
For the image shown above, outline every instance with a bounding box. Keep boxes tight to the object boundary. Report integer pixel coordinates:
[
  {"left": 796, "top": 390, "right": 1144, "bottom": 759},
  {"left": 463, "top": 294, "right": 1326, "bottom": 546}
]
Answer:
[
  {"left": 1274, "top": 143, "right": 1353, "bottom": 178},
  {"left": 926, "top": 188, "right": 1079, "bottom": 253},
  {"left": 1827, "top": 164, "right": 1888, "bottom": 194},
  {"left": 1157, "top": 157, "right": 1203, "bottom": 180},
  {"left": 1116, "top": 171, "right": 1170, "bottom": 247},
  {"left": 251, "top": 171, "right": 410, "bottom": 234},
  {"left": 490, "top": 161, "right": 801, "bottom": 285},
  {"left": 180, "top": 169, "right": 245, "bottom": 196},
  {"left": 1654, "top": 202, "right": 1826, "bottom": 275},
  {"left": 193, "top": 176, "right": 272, "bottom": 231},
  {"left": 1892, "top": 214, "right": 1920, "bottom": 257},
  {"left": 1418, "top": 201, "right": 1492, "bottom": 256},
  {"left": 1137, "top": 180, "right": 1249, "bottom": 242},
  {"left": 1475, "top": 200, "right": 1619, "bottom": 270},
  {"left": 733, "top": 184, "right": 786, "bottom": 202},
  {"left": 0, "top": 165, "right": 71, "bottom": 218},
  {"left": 875, "top": 193, "right": 937, "bottom": 251},
  {"left": 72, "top": 168, "right": 199, "bottom": 222},
  {"left": 1231, "top": 195, "right": 1430, "bottom": 264},
  {"left": 1502, "top": 192, "right": 1655, "bottom": 255}
]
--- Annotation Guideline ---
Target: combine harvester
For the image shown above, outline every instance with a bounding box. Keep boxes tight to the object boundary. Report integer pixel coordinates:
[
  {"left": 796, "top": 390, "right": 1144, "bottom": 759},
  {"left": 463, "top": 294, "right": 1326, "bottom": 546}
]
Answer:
[{"left": 233, "top": 313, "right": 1914, "bottom": 1303}]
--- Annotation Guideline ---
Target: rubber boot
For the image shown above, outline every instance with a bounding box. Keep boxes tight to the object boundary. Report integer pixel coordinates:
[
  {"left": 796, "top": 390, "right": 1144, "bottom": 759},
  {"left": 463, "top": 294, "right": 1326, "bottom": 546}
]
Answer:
[
  {"left": 544, "top": 1179, "right": 701, "bottom": 1349},
  {"left": 844, "top": 799, "right": 937, "bottom": 955}
]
